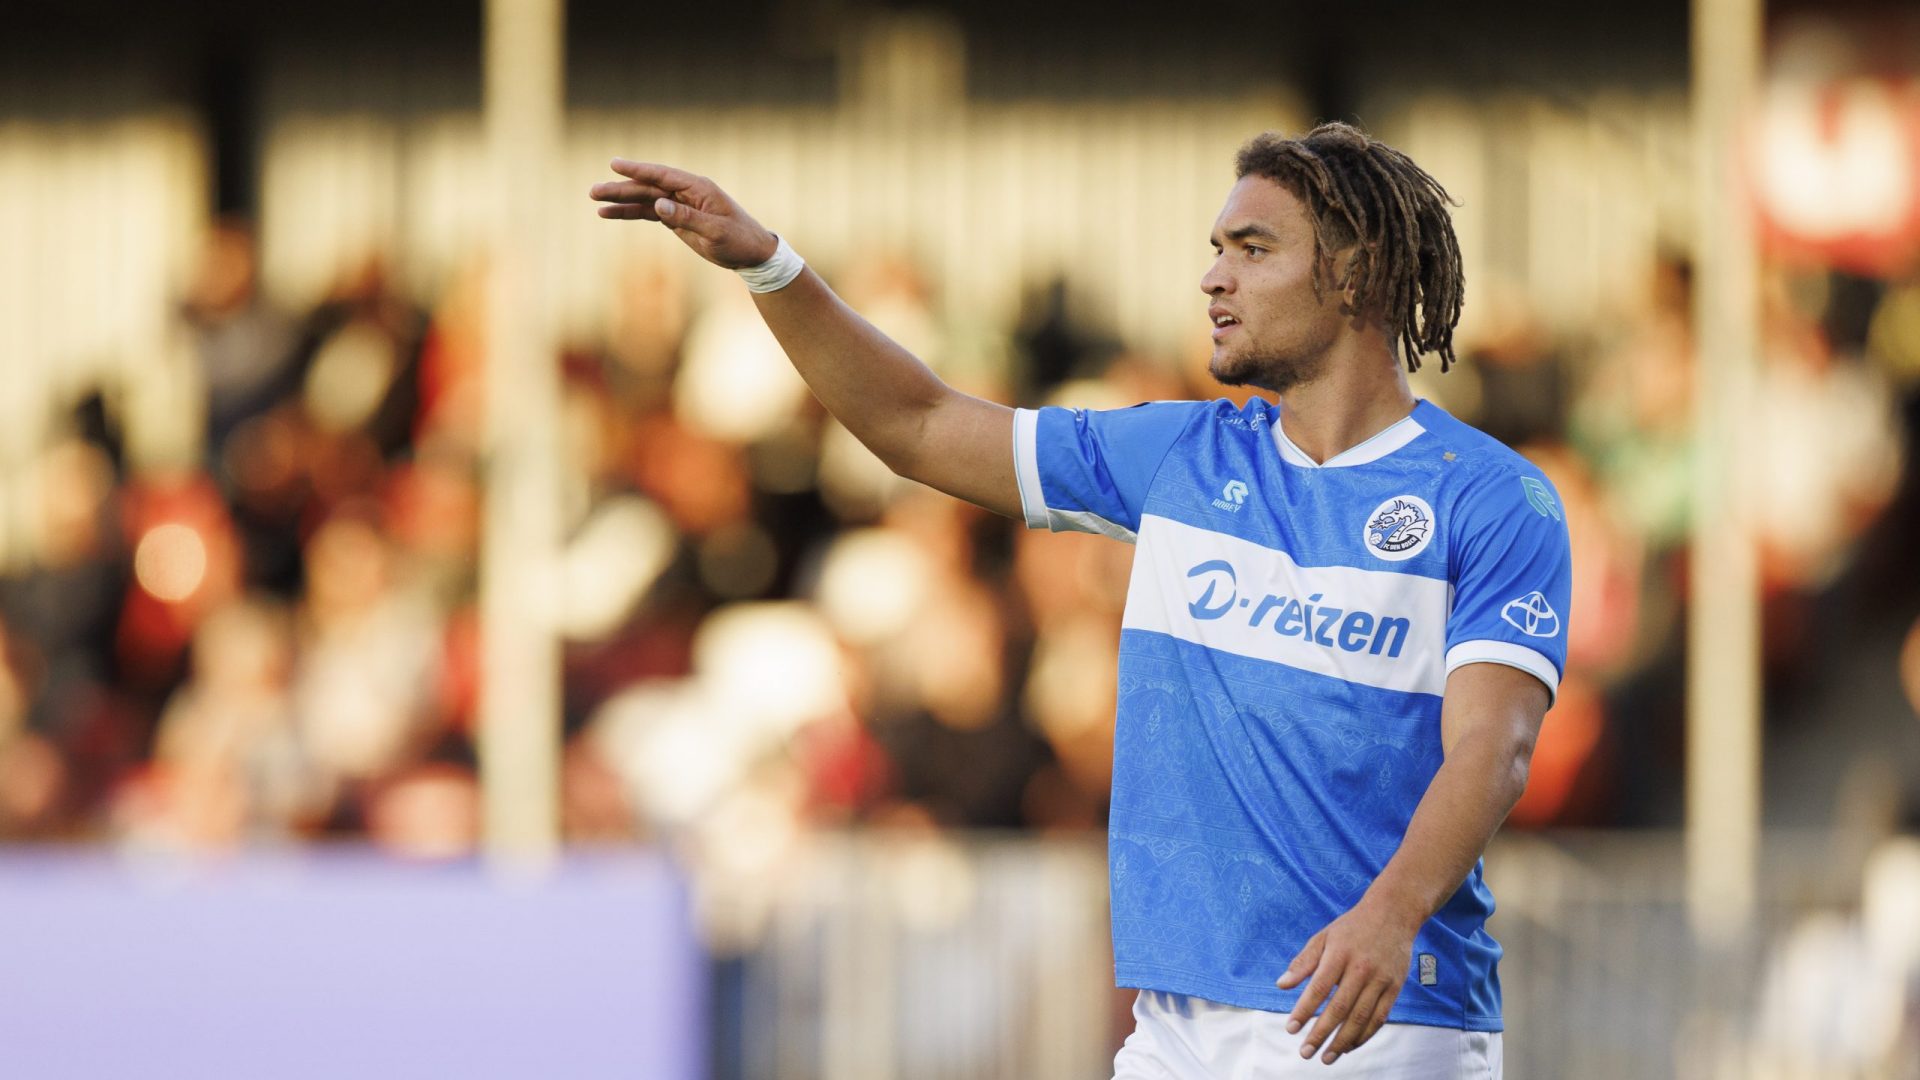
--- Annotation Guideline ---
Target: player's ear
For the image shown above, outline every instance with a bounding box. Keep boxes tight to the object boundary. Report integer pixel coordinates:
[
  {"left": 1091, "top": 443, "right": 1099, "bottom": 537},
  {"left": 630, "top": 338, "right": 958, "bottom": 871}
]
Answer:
[{"left": 1329, "top": 246, "right": 1370, "bottom": 319}]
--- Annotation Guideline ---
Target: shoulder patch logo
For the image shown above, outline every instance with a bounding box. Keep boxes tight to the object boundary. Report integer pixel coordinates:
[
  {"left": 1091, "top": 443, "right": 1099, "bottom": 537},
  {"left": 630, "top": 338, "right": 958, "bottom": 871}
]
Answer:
[
  {"left": 1520, "top": 476, "right": 1562, "bottom": 521},
  {"left": 1501, "top": 591, "right": 1561, "bottom": 638},
  {"left": 1363, "top": 495, "right": 1436, "bottom": 561}
]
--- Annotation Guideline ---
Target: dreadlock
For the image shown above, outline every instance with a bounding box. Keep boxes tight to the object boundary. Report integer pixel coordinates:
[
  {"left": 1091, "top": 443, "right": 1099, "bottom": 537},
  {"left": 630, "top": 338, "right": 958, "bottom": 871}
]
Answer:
[{"left": 1234, "top": 123, "right": 1465, "bottom": 373}]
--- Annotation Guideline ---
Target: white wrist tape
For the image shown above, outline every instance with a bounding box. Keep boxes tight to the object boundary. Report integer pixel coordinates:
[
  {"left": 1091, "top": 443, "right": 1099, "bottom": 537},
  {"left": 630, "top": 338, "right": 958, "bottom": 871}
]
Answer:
[{"left": 737, "top": 235, "right": 805, "bottom": 293}]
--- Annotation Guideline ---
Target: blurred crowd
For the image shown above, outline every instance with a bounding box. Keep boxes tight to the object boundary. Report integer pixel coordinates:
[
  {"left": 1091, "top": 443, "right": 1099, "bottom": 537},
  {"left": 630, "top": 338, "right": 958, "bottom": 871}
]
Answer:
[{"left": 2, "top": 217, "right": 1919, "bottom": 866}]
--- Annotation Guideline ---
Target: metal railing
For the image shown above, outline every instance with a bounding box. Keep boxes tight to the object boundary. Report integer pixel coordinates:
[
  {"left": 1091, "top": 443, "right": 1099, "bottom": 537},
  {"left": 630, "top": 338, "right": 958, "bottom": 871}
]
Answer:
[{"left": 709, "top": 830, "right": 1901, "bottom": 1080}]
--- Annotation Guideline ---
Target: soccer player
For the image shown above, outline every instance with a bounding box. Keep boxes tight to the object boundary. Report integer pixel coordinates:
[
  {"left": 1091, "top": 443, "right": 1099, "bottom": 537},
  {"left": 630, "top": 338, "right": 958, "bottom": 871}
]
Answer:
[{"left": 591, "top": 122, "right": 1569, "bottom": 1077}]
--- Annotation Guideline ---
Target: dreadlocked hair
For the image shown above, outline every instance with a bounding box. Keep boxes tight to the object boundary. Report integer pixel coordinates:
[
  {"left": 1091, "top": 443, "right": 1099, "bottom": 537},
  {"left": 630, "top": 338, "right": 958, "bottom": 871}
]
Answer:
[{"left": 1234, "top": 123, "right": 1465, "bottom": 373}]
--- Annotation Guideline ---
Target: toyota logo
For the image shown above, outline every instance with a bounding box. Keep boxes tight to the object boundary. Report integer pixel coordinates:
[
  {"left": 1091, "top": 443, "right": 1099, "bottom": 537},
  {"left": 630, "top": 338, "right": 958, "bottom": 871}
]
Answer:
[{"left": 1500, "top": 591, "right": 1560, "bottom": 638}]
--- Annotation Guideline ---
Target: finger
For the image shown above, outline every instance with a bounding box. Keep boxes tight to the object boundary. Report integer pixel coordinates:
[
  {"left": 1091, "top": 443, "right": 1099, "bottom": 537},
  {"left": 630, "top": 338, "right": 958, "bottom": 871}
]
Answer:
[
  {"left": 1286, "top": 955, "right": 1340, "bottom": 1035},
  {"left": 1277, "top": 932, "right": 1325, "bottom": 992},
  {"left": 653, "top": 197, "right": 723, "bottom": 239},
  {"left": 589, "top": 179, "right": 671, "bottom": 204},
  {"left": 1355, "top": 984, "right": 1401, "bottom": 1047},
  {"left": 1320, "top": 982, "right": 1388, "bottom": 1064},
  {"left": 608, "top": 159, "right": 699, "bottom": 193},
  {"left": 597, "top": 203, "right": 661, "bottom": 220},
  {"left": 1300, "top": 978, "right": 1360, "bottom": 1060}
]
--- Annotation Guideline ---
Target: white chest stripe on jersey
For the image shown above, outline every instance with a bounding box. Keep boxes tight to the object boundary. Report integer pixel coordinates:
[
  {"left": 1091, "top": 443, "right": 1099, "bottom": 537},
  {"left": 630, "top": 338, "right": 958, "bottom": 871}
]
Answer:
[{"left": 1123, "top": 514, "right": 1451, "bottom": 697}]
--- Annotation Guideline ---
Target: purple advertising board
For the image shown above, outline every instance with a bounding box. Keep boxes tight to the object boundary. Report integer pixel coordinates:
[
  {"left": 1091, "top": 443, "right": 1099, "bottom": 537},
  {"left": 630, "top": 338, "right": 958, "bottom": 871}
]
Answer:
[{"left": 0, "top": 849, "right": 706, "bottom": 1079}]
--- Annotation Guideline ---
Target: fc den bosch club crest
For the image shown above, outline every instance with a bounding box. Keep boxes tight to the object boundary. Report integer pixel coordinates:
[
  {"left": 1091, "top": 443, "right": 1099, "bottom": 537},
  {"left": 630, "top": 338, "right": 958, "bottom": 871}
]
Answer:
[{"left": 1363, "top": 495, "right": 1436, "bottom": 562}]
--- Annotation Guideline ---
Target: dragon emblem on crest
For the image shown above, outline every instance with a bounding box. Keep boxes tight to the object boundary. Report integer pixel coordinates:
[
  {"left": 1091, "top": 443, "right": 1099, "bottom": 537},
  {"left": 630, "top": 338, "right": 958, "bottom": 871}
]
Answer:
[{"left": 1362, "top": 495, "right": 1436, "bottom": 560}]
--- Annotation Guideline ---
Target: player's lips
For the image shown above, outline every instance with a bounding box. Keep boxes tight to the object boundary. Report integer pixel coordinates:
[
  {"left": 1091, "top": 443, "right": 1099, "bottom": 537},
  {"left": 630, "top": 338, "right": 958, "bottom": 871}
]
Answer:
[{"left": 1209, "top": 307, "right": 1240, "bottom": 341}]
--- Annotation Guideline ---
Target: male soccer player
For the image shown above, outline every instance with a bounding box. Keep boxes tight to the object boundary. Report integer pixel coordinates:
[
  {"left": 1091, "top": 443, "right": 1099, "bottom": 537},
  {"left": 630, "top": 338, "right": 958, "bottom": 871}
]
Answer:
[{"left": 591, "top": 122, "right": 1569, "bottom": 1077}]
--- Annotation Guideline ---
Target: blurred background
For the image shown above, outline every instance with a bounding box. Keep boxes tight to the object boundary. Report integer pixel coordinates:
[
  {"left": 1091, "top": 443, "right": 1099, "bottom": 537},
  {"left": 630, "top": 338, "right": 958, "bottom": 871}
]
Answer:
[{"left": 2, "top": 0, "right": 1919, "bottom": 1076}]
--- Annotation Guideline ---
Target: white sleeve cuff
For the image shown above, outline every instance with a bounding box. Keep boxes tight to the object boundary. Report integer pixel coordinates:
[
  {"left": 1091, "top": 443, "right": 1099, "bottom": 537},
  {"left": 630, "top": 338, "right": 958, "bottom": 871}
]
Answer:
[
  {"left": 1009, "top": 407, "right": 1139, "bottom": 543},
  {"left": 1445, "top": 640, "right": 1561, "bottom": 704},
  {"left": 1012, "top": 408, "right": 1049, "bottom": 530}
]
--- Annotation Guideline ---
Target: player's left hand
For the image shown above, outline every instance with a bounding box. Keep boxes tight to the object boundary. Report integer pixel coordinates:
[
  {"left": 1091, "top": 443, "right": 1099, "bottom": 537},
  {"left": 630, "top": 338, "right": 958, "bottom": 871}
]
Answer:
[{"left": 1275, "top": 897, "right": 1418, "bottom": 1066}]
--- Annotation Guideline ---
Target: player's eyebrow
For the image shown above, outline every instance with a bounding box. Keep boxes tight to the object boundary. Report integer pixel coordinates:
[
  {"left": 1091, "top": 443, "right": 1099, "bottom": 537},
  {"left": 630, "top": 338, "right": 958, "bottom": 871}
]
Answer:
[{"left": 1212, "top": 223, "right": 1283, "bottom": 248}]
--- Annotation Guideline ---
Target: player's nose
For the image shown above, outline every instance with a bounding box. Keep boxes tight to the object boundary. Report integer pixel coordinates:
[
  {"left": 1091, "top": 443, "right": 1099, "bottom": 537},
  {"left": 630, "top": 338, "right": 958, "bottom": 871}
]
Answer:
[{"left": 1200, "top": 259, "right": 1231, "bottom": 297}]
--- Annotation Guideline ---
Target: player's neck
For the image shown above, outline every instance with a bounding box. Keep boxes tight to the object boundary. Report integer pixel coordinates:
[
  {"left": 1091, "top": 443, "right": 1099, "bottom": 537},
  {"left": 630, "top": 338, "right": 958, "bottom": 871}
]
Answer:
[{"left": 1273, "top": 343, "right": 1416, "bottom": 464}]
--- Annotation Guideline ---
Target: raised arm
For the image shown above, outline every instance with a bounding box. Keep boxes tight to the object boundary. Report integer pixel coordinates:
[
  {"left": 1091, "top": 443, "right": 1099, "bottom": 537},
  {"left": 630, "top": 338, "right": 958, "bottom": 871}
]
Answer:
[{"left": 590, "top": 160, "right": 1021, "bottom": 519}]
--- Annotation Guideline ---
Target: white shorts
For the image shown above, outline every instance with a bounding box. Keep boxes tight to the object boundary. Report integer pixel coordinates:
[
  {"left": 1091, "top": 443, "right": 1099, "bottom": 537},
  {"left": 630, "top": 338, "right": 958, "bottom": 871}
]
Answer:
[{"left": 1112, "top": 990, "right": 1503, "bottom": 1079}]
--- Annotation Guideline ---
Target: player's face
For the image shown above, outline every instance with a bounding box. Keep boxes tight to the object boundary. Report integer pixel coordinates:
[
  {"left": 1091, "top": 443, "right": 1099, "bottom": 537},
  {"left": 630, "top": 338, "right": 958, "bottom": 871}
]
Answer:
[{"left": 1200, "top": 176, "right": 1350, "bottom": 393}]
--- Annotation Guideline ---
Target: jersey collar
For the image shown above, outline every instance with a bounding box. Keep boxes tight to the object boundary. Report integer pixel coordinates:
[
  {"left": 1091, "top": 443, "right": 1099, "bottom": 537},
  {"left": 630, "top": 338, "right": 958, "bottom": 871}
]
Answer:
[{"left": 1267, "top": 399, "right": 1429, "bottom": 468}]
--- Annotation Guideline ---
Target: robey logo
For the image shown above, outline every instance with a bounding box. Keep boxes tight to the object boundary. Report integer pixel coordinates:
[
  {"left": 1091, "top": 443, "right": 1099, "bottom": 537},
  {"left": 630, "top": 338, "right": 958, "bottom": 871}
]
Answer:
[{"left": 1212, "top": 479, "right": 1249, "bottom": 513}]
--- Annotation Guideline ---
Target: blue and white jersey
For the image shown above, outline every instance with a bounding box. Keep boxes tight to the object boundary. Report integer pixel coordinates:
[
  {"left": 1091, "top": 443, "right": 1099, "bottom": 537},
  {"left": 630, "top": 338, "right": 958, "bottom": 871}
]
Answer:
[{"left": 1012, "top": 396, "right": 1571, "bottom": 1032}]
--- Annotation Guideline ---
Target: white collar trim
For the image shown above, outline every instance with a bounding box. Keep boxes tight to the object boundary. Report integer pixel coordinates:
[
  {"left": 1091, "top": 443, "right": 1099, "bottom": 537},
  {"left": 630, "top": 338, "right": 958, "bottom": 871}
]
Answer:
[{"left": 1270, "top": 408, "right": 1426, "bottom": 468}]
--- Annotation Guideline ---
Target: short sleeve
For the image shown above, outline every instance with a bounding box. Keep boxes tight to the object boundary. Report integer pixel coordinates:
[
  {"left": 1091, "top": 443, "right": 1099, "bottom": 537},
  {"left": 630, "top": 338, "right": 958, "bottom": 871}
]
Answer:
[
  {"left": 1443, "top": 468, "right": 1573, "bottom": 702},
  {"left": 1012, "top": 401, "right": 1202, "bottom": 543}
]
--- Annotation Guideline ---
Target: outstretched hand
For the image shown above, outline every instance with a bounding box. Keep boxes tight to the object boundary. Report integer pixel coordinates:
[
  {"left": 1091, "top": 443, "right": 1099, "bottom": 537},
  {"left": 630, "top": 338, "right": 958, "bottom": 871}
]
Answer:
[
  {"left": 1274, "top": 898, "right": 1418, "bottom": 1066},
  {"left": 589, "top": 160, "right": 779, "bottom": 270}
]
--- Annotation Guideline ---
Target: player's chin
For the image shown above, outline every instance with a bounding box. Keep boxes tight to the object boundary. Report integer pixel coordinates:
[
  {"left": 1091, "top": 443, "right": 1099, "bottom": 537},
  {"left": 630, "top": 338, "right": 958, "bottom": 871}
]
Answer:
[{"left": 1209, "top": 348, "right": 1254, "bottom": 388}]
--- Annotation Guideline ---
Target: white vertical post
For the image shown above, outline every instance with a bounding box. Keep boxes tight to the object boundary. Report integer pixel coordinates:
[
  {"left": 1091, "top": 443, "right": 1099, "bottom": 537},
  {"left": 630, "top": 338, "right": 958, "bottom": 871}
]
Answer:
[
  {"left": 479, "top": 0, "right": 565, "bottom": 861},
  {"left": 1688, "top": 0, "right": 1763, "bottom": 943}
]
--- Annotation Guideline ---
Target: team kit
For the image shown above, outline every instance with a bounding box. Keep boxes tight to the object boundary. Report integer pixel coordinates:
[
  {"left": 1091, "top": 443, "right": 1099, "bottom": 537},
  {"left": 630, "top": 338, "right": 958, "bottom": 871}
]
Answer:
[{"left": 1014, "top": 396, "right": 1571, "bottom": 1032}]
